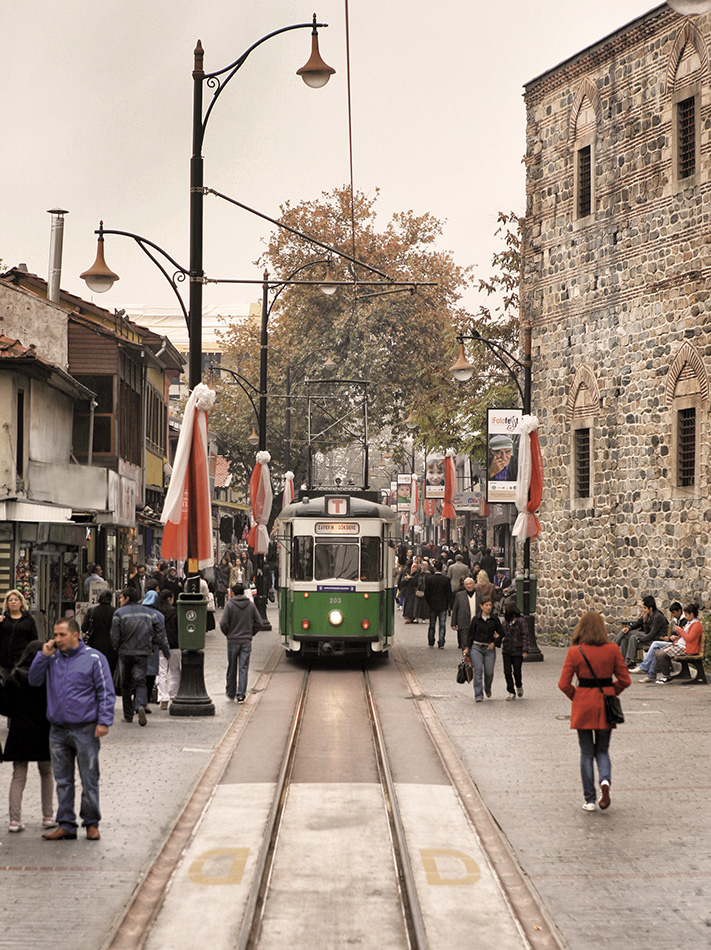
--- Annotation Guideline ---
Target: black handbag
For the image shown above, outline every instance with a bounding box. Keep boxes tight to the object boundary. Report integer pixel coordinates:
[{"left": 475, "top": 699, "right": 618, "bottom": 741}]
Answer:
[
  {"left": 456, "top": 657, "right": 473, "bottom": 684},
  {"left": 579, "top": 646, "right": 624, "bottom": 725}
]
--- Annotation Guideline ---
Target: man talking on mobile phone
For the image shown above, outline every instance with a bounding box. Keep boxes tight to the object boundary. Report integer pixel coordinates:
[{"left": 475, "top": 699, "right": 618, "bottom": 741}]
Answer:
[{"left": 29, "top": 617, "right": 115, "bottom": 840}]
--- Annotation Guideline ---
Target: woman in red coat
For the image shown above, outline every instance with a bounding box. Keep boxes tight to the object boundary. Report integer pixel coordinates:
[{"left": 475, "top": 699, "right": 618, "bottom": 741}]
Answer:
[{"left": 558, "top": 611, "right": 630, "bottom": 811}]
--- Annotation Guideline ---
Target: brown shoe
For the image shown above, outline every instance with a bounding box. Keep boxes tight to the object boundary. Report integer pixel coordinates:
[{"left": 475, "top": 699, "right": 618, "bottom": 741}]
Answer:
[
  {"left": 599, "top": 781, "right": 611, "bottom": 810},
  {"left": 86, "top": 825, "right": 101, "bottom": 840},
  {"left": 42, "top": 827, "right": 77, "bottom": 840}
]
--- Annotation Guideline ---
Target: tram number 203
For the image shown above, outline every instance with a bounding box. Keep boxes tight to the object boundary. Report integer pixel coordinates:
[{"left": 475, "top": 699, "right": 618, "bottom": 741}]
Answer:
[{"left": 329, "top": 597, "right": 342, "bottom": 604}]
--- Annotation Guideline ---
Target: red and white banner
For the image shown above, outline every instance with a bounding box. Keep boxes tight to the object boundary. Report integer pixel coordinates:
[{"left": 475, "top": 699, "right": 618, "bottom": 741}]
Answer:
[
  {"left": 408, "top": 474, "right": 419, "bottom": 529},
  {"left": 442, "top": 449, "right": 456, "bottom": 521},
  {"left": 161, "top": 383, "right": 215, "bottom": 569},
  {"left": 247, "top": 451, "right": 273, "bottom": 555},
  {"left": 512, "top": 415, "right": 543, "bottom": 540},
  {"left": 282, "top": 471, "right": 294, "bottom": 510}
]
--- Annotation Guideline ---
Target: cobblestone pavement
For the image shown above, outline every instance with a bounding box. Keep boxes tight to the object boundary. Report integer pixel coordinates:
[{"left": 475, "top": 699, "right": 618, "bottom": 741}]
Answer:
[
  {"left": 395, "top": 610, "right": 711, "bottom": 950},
  {"left": 1, "top": 607, "right": 710, "bottom": 950}
]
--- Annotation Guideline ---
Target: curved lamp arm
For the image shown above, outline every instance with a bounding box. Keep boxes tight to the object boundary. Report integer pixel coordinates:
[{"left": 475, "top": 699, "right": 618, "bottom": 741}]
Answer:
[
  {"left": 456, "top": 331, "right": 526, "bottom": 407},
  {"left": 210, "top": 364, "right": 260, "bottom": 424},
  {"left": 197, "top": 18, "right": 329, "bottom": 150},
  {"left": 83, "top": 223, "right": 190, "bottom": 326}
]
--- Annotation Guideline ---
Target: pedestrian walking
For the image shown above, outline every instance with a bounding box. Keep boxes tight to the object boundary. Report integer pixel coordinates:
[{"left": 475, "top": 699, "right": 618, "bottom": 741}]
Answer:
[
  {"left": 558, "top": 611, "right": 630, "bottom": 812},
  {"left": 215, "top": 555, "right": 232, "bottom": 608},
  {"left": 28, "top": 618, "right": 115, "bottom": 840},
  {"left": 156, "top": 589, "right": 181, "bottom": 708},
  {"left": 500, "top": 602, "right": 530, "bottom": 699},
  {"left": 424, "top": 560, "right": 450, "bottom": 648},
  {"left": 0, "top": 639, "right": 55, "bottom": 833},
  {"left": 451, "top": 575, "right": 477, "bottom": 649},
  {"left": 110, "top": 587, "right": 169, "bottom": 727},
  {"left": 220, "top": 583, "right": 262, "bottom": 702},
  {"left": 463, "top": 596, "right": 503, "bottom": 702},
  {"left": 81, "top": 589, "right": 118, "bottom": 676},
  {"left": 0, "top": 590, "right": 38, "bottom": 676}
]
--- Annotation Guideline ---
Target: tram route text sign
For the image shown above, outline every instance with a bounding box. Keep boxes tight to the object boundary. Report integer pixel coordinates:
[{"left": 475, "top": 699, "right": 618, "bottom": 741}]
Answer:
[{"left": 314, "top": 522, "right": 360, "bottom": 535}]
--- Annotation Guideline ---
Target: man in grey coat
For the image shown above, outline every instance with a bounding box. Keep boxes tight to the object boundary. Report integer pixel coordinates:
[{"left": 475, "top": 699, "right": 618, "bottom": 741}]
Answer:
[{"left": 220, "top": 583, "right": 262, "bottom": 702}]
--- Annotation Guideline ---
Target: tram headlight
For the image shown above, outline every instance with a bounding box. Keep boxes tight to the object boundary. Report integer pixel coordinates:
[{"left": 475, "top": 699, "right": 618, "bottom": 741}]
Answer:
[
  {"left": 328, "top": 610, "right": 343, "bottom": 626},
  {"left": 301, "top": 619, "right": 311, "bottom": 630},
  {"left": 361, "top": 619, "right": 370, "bottom": 630},
  {"left": 363, "top": 592, "right": 369, "bottom": 600}
]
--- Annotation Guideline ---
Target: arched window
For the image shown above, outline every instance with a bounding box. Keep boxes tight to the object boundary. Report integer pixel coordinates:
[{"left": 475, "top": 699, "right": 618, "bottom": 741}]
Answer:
[
  {"left": 567, "top": 364, "right": 601, "bottom": 503},
  {"left": 570, "top": 79, "right": 601, "bottom": 222},
  {"left": 668, "top": 23, "right": 707, "bottom": 186},
  {"left": 666, "top": 342, "right": 708, "bottom": 492}
]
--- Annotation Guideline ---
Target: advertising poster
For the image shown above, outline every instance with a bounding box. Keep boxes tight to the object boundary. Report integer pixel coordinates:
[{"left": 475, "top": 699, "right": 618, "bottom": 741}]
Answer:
[
  {"left": 389, "top": 480, "right": 398, "bottom": 509},
  {"left": 486, "top": 408, "right": 523, "bottom": 503},
  {"left": 397, "top": 473, "right": 412, "bottom": 511},
  {"left": 424, "top": 452, "right": 446, "bottom": 499}
]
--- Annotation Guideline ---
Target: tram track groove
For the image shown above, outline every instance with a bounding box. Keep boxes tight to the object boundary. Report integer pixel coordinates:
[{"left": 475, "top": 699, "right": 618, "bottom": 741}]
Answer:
[
  {"left": 237, "top": 667, "right": 311, "bottom": 950},
  {"left": 392, "top": 643, "right": 568, "bottom": 950},
  {"left": 104, "top": 641, "right": 285, "bottom": 950},
  {"left": 364, "top": 668, "right": 429, "bottom": 950}
]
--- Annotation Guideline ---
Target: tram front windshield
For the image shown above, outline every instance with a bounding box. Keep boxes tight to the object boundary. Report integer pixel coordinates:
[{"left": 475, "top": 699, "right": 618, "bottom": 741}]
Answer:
[{"left": 314, "top": 541, "right": 359, "bottom": 581}]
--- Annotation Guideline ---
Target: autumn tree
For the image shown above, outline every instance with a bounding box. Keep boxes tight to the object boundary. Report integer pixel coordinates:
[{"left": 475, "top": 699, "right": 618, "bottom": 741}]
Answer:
[{"left": 210, "top": 191, "right": 522, "bottom": 488}]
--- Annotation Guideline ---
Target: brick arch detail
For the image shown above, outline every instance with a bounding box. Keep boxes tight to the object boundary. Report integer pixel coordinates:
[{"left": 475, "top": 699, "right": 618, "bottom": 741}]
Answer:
[
  {"left": 665, "top": 340, "right": 709, "bottom": 406},
  {"left": 668, "top": 21, "right": 708, "bottom": 89},
  {"left": 566, "top": 363, "right": 601, "bottom": 422},
  {"left": 569, "top": 78, "right": 602, "bottom": 141}
]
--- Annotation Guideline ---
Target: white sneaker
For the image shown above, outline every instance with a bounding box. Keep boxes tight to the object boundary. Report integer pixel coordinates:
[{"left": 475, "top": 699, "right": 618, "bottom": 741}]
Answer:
[
  {"left": 582, "top": 802, "right": 596, "bottom": 811},
  {"left": 639, "top": 676, "right": 655, "bottom": 683},
  {"left": 506, "top": 693, "right": 515, "bottom": 701},
  {"left": 42, "top": 817, "right": 57, "bottom": 828},
  {"left": 8, "top": 822, "right": 24, "bottom": 832},
  {"left": 655, "top": 676, "right": 669, "bottom": 684},
  {"left": 629, "top": 666, "right": 644, "bottom": 674}
]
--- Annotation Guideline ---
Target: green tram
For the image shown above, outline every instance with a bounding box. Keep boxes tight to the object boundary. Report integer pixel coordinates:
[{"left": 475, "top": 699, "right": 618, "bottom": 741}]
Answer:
[{"left": 276, "top": 492, "right": 397, "bottom": 658}]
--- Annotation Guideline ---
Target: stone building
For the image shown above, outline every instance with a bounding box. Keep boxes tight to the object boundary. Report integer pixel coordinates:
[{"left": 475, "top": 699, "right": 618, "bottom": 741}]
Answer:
[{"left": 522, "top": 4, "right": 711, "bottom": 634}]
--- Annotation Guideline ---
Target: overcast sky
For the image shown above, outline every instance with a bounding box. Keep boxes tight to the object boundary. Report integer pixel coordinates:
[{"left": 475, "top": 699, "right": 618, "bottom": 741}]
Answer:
[{"left": 1, "top": 1, "right": 662, "bottom": 318}]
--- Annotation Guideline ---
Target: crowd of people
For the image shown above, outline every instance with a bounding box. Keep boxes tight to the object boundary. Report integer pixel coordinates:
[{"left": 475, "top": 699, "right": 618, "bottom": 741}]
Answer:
[
  {"left": 395, "top": 542, "right": 529, "bottom": 702},
  {"left": 0, "top": 550, "right": 268, "bottom": 840}
]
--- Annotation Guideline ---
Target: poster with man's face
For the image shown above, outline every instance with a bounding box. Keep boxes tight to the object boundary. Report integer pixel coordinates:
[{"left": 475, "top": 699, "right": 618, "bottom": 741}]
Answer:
[
  {"left": 425, "top": 452, "right": 445, "bottom": 499},
  {"left": 486, "top": 409, "right": 522, "bottom": 503}
]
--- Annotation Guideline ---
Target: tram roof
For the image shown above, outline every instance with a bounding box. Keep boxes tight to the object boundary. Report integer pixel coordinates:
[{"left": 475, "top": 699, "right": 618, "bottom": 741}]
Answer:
[{"left": 278, "top": 493, "right": 397, "bottom": 523}]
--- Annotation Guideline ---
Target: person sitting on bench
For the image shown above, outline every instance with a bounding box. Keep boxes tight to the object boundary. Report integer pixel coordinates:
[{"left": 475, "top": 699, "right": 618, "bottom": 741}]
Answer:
[
  {"left": 616, "top": 595, "right": 668, "bottom": 669},
  {"left": 655, "top": 603, "right": 703, "bottom": 684},
  {"left": 630, "top": 601, "right": 684, "bottom": 683}
]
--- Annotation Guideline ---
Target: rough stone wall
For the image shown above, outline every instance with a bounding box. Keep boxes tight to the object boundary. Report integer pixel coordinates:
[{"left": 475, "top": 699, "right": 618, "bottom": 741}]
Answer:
[{"left": 522, "top": 7, "right": 711, "bottom": 636}]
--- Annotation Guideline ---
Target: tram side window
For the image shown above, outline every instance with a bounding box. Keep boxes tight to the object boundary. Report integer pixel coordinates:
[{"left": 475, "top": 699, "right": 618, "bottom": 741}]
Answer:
[
  {"left": 314, "top": 542, "right": 359, "bottom": 581},
  {"left": 360, "top": 536, "right": 382, "bottom": 582},
  {"left": 292, "top": 536, "right": 313, "bottom": 581}
]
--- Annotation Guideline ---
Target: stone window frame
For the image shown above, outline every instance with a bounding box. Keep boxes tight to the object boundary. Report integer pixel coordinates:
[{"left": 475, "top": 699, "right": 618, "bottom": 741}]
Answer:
[
  {"left": 666, "top": 341, "right": 708, "bottom": 500},
  {"left": 570, "top": 79, "right": 601, "bottom": 230},
  {"left": 567, "top": 363, "right": 601, "bottom": 510},
  {"left": 572, "top": 419, "right": 593, "bottom": 504},
  {"left": 672, "top": 81, "right": 701, "bottom": 189},
  {"left": 670, "top": 394, "right": 702, "bottom": 498}
]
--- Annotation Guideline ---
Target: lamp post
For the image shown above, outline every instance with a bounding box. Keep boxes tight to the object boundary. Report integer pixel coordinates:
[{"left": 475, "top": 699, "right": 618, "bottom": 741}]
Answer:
[{"left": 450, "top": 323, "right": 542, "bottom": 661}]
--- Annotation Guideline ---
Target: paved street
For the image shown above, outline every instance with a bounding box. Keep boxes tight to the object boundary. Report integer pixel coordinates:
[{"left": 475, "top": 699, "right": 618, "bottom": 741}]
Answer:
[{"left": 0, "top": 608, "right": 709, "bottom": 949}]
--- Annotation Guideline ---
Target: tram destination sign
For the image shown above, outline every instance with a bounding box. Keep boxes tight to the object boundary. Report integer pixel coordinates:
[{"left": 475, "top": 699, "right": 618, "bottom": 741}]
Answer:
[{"left": 315, "top": 522, "right": 360, "bottom": 535}]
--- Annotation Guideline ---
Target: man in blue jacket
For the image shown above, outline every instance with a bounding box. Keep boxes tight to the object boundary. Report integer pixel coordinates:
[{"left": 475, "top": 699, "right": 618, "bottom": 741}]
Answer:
[{"left": 29, "top": 617, "right": 115, "bottom": 841}]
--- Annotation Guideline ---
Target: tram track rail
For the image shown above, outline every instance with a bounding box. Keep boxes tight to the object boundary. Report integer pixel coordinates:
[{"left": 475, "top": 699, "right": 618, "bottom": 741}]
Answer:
[
  {"left": 236, "top": 665, "right": 429, "bottom": 950},
  {"left": 106, "top": 641, "right": 564, "bottom": 950}
]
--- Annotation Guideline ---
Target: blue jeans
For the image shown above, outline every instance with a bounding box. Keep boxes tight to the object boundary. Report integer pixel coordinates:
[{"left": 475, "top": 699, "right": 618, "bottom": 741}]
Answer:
[
  {"left": 577, "top": 729, "right": 611, "bottom": 803},
  {"left": 120, "top": 655, "right": 148, "bottom": 720},
  {"left": 639, "top": 640, "right": 668, "bottom": 678},
  {"left": 226, "top": 640, "right": 252, "bottom": 698},
  {"left": 470, "top": 643, "right": 496, "bottom": 700},
  {"left": 49, "top": 723, "right": 102, "bottom": 830},
  {"left": 428, "top": 609, "right": 447, "bottom": 646}
]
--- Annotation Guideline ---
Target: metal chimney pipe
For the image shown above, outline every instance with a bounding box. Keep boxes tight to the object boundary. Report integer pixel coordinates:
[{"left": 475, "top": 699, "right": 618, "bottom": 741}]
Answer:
[{"left": 47, "top": 208, "right": 68, "bottom": 303}]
